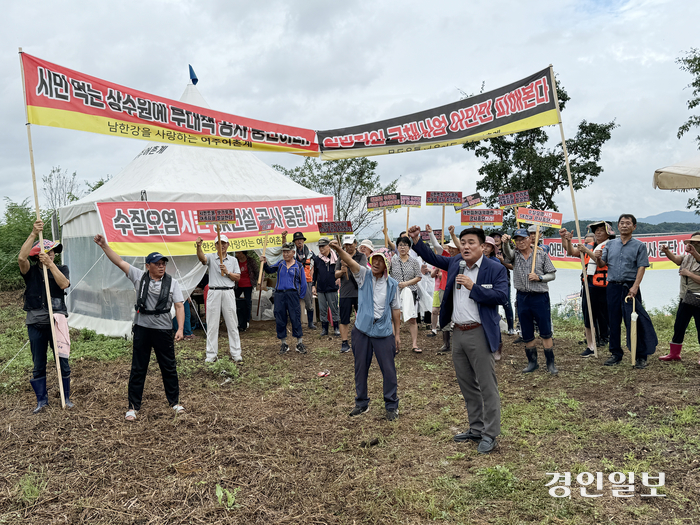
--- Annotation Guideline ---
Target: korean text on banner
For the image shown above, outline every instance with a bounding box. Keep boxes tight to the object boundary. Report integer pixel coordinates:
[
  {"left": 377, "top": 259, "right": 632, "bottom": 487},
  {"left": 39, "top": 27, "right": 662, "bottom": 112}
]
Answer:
[
  {"left": 95, "top": 197, "right": 334, "bottom": 256},
  {"left": 454, "top": 192, "right": 482, "bottom": 212},
  {"left": 461, "top": 209, "right": 504, "bottom": 226},
  {"left": 421, "top": 230, "right": 442, "bottom": 241},
  {"left": 318, "top": 221, "right": 354, "bottom": 235},
  {"left": 20, "top": 53, "right": 319, "bottom": 156},
  {"left": 545, "top": 234, "right": 689, "bottom": 271},
  {"left": 367, "top": 193, "right": 401, "bottom": 212},
  {"left": 426, "top": 191, "right": 462, "bottom": 206},
  {"left": 498, "top": 190, "right": 530, "bottom": 209},
  {"left": 196, "top": 209, "right": 236, "bottom": 225},
  {"left": 516, "top": 207, "right": 563, "bottom": 227},
  {"left": 318, "top": 67, "right": 558, "bottom": 160},
  {"left": 259, "top": 218, "right": 276, "bottom": 234},
  {"left": 401, "top": 195, "right": 422, "bottom": 208}
]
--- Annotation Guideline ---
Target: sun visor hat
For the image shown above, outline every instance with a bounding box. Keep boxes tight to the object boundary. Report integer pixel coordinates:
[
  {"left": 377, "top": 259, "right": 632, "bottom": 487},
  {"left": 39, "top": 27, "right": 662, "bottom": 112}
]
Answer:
[
  {"left": 369, "top": 251, "right": 390, "bottom": 276},
  {"left": 587, "top": 221, "right": 615, "bottom": 237},
  {"left": 29, "top": 239, "right": 63, "bottom": 257}
]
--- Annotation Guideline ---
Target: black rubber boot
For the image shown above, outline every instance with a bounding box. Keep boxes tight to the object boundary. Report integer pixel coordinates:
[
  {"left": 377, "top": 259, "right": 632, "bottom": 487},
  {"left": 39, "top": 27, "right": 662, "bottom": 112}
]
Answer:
[
  {"left": 61, "top": 375, "right": 75, "bottom": 408},
  {"left": 307, "top": 310, "right": 317, "bottom": 330},
  {"left": 30, "top": 376, "right": 49, "bottom": 414},
  {"left": 333, "top": 324, "right": 341, "bottom": 337},
  {"left": 320, "top": 322, "right": 329, "bottom": 336},
  {"left": 544, "top": 349, "right": 558, "bottom": 375},
  {"left": 521, "top": 348, "right": 539, "bottom": 373},
  {"left": 438, "top": 330, "right": 451, "bottom": 354}
]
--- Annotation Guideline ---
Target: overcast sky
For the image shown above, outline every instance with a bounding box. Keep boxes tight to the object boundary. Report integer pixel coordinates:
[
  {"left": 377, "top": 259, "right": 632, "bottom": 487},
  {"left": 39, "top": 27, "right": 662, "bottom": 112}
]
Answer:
[{"left": 2, "top": 0, "right": 699, "bottom": 237}]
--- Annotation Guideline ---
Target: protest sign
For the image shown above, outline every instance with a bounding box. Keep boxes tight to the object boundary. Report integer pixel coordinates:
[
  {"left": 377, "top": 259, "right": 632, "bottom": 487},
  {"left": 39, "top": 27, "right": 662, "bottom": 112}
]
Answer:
[
  {"left": 460, "top": 209, "right": 503, "bottom": 226},
  {"left": 197, "top": 209, "right": 237, "bottom": 225},
  {"left": 516, "top": 207, "right": 563, "bottom": 227},
  {"left": 454, "top": 192, "right": 483, "bottom": 212},
  {"left": 401, "top": 195, "right": 422, "bottom": 208},
  {"left": 318, "top": 221, "right": 354, "bottom": 235},
  {"left": 426, "top": 191, "right": 462, "bottom": 206},
  {"left": 498, "top": 190, "right": 530, "bottom": 209},
  {"left": 366, "top": 193, "right": 401, "bottom": 211}
]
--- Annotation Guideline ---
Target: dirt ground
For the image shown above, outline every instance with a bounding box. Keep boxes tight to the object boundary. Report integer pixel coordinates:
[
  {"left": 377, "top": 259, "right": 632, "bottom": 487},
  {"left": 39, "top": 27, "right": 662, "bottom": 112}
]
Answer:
[{"left": 2, "top": 290, "right": 700, "bottom": 524}]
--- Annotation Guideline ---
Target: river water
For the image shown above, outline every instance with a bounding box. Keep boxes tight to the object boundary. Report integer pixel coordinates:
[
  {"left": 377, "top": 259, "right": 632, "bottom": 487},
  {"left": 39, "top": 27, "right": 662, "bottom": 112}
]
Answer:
[{"left": 543, "top": 269, "right": 680, "bottom": 312}]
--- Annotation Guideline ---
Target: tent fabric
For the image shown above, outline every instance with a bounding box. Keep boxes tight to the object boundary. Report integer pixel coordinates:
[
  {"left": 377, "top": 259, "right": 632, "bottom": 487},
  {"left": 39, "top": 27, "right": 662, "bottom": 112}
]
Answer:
[
  {"left": 59, "top": 83, "right": 325, "bottom": 338},
  {"left": 652, "top": 155, "right": 700, "bottom": 190}
]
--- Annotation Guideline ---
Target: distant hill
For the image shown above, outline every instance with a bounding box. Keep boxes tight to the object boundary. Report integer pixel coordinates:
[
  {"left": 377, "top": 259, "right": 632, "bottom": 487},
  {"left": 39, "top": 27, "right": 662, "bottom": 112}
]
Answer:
[
  {"left": 566, "top": 210, "right": 700, "bottom": 226},
  {"left": 560, "top": 220, "right": 700, "bottom": 236}
]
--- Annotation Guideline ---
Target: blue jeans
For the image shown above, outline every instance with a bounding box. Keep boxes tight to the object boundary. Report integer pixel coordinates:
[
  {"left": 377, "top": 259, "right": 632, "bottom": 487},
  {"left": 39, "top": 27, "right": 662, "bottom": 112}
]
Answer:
[
  {"left": 274, "top": 289, "right": 303, "bottom": 339},
  {"left": 28, "top": 323, "right": 70, "bottom": 379},
  {"left": 516, "top": 291, "right": 552, "bottom": 343}
]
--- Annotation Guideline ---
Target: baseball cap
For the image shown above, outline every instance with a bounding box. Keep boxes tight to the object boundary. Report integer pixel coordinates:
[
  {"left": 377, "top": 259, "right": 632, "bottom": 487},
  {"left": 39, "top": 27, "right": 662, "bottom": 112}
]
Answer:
[
  {"left": 214, "top": 234, "right": 230, "bottom": 243},
  {"left": 281, "top": 242, "right": 295, "bottom": 251},
  {"left": 342, "top": 234, "right": 356, "bottom": 245},
  {"left": 513, "top": 228, "right": 529, "bottom": 239},
  {"left": 146, "top": 252, "right": 169, "bottom": 264},
  {"left": 317, "top": 237, "right": 330, "bottom": 247},
  {"left": 527, "top": 225, "right": 539, "bottom": 233},
  {"left": 29, "top": 239, "right": 63, "bottom": 257}
]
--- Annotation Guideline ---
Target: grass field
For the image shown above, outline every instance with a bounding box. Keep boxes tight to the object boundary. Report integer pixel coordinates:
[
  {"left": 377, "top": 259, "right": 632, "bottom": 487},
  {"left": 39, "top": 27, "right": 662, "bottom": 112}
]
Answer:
[{"left": 2, "top": 289, "right": 700, "bottom": 524}]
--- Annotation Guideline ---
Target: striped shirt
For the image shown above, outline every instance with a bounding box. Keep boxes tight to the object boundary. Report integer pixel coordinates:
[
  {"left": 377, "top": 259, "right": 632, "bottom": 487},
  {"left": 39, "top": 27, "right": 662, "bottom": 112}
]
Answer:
[{"left": 505, "top": 247, "right": 556, "bottom": 293}]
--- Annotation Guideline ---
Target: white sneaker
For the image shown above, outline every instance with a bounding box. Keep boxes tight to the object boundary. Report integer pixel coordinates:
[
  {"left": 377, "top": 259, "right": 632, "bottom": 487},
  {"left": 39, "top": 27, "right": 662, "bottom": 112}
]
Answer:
[
  {"left": 508, "top": 329, "right": 517, "bottom": 335},
  {"left": 172, "top": 404, "right": 185, "bottom": 414},
  {"left": 205, "top": 357, "right": 217, "bottom": 363}
]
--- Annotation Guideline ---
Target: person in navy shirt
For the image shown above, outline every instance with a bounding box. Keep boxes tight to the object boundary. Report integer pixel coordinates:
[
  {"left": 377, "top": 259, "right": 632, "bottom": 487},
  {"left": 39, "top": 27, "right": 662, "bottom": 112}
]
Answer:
[
  {"left": 409, "top": 225, "right": 508, "bottom": 454},
  {"left": 262, "top": 242, "right": 308, "bottom": 355}
]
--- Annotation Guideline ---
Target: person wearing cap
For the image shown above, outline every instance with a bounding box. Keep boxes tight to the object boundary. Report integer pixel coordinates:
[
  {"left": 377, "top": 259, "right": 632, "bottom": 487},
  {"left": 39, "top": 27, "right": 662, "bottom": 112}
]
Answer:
[
  {"left": 335, "top": 234, "right": 367, "bottom": 353},
  {"left": 18, "top": 220, "right": 72, "bottom": 413},
  {"left": 527, "top": 225, "right": 550, "bottom": 254},
  {"left": 408, "top": 225, "right": 508, "bottom": 454},
  {"left": 358, "top": 239, "right": 374, "bottom": 263},
  {"left": 659, "top": 231, "right": 700, "bottom": 362},
  {"left": 560, "top": 221, "right": 615, "bottom": 357},
  {"left": 94, "top": 234, "right": 185, "bottom": 421},
  {"left": 291, "top": 231, "right": 316, "bottom": 330},
  {"left": 312, "top": 238, "right": 341, "bottom": 336},
  {"left": 491, "top": 231, "right": 516, "bottom": 336},
  {"left": 391, "top": 235, "right": 423, "bottom": 353},
  {"left": 196, "top": 235, "right": 242, "bottom": 363},
  {"left": 502, "top": 228, "right": 558, "bottom": 375},
  {"left": 328, "top": 239, "right": 401, "bottom": 421},
  {"left": 594, "top": 214, "right": 657, "bottom": 368},
  {"left": 262, "top": 240, "right": 308, "bottom": 355}
]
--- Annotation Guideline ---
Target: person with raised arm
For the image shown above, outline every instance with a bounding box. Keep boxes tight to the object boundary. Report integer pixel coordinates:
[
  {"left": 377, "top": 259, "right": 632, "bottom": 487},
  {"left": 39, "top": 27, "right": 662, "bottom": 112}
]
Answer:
[
  {"left": 408, "top": 225, "right": 507, "bottom": 454},
  {"left": 19, "top": 220, "right": 72, "bottom": 413},
  {"left": 329, "top": 239, "right": 401, "bottom": 421},
  {"left": 93, "top": 234, "right": 185, "bottom": 421},
  {"left": 196, "top": 234, "right": 242, "bottom": 363}
]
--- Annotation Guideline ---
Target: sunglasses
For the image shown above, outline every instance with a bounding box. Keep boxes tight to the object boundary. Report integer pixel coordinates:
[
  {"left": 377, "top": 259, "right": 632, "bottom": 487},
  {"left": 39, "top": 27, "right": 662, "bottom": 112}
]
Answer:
[{"left": 151, "top": 261, "right": 167, "bottom": 267}]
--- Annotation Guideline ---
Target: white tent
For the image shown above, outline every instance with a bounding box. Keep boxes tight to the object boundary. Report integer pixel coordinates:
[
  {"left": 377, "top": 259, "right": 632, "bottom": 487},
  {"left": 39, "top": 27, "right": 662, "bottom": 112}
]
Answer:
[
  {"left": 60, "top": 84, "right": 323, "bottom": 337},
  {"left": 652, "top": 155, "right": 700, "bottom": 189}
]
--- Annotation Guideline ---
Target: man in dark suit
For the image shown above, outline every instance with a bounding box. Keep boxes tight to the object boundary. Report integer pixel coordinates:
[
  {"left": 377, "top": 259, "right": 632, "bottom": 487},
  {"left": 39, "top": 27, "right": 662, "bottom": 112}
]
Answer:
[{"left": 408, "top": 225, "right": 508, "bottom": 454}]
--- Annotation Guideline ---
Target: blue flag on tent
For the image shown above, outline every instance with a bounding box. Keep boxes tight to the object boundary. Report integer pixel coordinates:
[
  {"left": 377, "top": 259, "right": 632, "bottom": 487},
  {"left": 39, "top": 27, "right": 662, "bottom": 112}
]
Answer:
[{"left": 189, "top": 65, "right": 198, "bottom": 85}]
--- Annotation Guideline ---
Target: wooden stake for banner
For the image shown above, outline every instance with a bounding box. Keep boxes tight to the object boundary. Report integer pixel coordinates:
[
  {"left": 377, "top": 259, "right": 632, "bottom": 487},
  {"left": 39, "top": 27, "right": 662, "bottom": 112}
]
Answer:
[
  {"left": 256, "top": 234, "right": 269, "bottom": 317},
  {"left": 216, "top": 223, "right": 225, "bottom": 276},
  {"left": 530, "top": 224, "right": 540, "bottom": 274},
  {"left": 18, "top": 48, "right": 66, "bottom": 408},
  {"left": 406, "top": 207, "right": 410, "bottom": 234},
  {"left": 383, "top": 210, "right": 388, "bottom": 248},
  {"left": 550, "top": 64, "right": 597, "bottom": 357},
  {"left": 441, "top": 205, "right": 446, "bottom": 244}
]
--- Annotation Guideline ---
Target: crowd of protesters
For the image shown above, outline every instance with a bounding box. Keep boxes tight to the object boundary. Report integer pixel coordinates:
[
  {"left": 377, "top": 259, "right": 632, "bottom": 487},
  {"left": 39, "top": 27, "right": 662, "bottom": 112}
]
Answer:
[{"left": 20, "top": 213, "right": 698, "bottom": 454}]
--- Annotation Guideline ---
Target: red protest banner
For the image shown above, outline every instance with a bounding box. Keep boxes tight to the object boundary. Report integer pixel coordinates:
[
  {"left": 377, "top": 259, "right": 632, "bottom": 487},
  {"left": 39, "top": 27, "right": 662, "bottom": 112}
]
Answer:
[
  {"left": 426, "top": 191, "right": 462, "bottom": 206},
  {"left": 454, "top": 192, "right": 483, "bottom": 212},
  {"left": 498, "top": 190, "right": 530, "bottom": 209},
  {"left": 95, "top": 196, "right": 333, "bottom": 256},
  {"left": 366, "top": 193, "right": 401, "bottom": 211},
  {"left": 318, "top": 221, "right": 354, "bottom": 235},
  {"left": 401, "top": 195, "right": 422, "bottom": 208},
  {"left": 20, "top": 53, "right": 319, "bottom": 156},
  {"left": 461, "top": 209, "right": 503, "bottom": 226},
  {"left": 259, "top": 218, "right": 276, "bottom": 234},
  {"left": 420, "top": 230, "right": 442, "bottom": 241},
  {"left": 516, "top": 207, "right": 563, "bottom": 227},
  {"left": 196, "top": 209, "right": 237, "bottom": 225}
]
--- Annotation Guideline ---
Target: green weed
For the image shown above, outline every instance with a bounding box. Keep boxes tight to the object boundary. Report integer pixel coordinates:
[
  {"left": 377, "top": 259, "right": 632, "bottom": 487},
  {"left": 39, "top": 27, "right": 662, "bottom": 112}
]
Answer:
[
  {"left": 215, "top": 484, "right": 240, "bottom": 509},
  {"left": 18, "top": 466, "right": 47, "bottom": 504}
]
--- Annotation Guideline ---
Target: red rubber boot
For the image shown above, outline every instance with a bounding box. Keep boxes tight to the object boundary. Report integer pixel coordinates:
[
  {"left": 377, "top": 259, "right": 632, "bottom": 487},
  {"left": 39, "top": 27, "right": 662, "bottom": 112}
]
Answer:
[{"left": 659, "top": 343, "right": 682, "bottom": 362}]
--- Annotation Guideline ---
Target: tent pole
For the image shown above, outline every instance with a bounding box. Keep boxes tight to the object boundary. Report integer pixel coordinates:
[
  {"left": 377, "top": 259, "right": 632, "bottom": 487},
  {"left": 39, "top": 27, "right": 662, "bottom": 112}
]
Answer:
[
  {"left": 19, "top": 47, "right": 66, "bottom": 408},
  {"left": 550, "top": 64, "right": 597, "bottom": 357}
]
